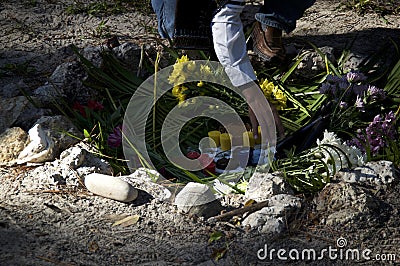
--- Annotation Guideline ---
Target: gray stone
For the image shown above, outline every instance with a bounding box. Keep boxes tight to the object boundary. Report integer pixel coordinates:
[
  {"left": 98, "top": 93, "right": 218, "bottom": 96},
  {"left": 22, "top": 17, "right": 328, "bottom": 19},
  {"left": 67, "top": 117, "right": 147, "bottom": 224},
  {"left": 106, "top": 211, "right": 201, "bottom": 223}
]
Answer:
[
  {"left": 0, "top": 127, "right": 28, "bottom": 165},
  {"left": 0, "top": 96, "right": 29, "bottom": 134},
  {"left": 314, "top": 182, "right": 384, "bottom": 227},
  {"left": 75, "top": 153, "right": 113, "bottom": 177},
  {"left": 33, "top": 61, "right": 90, "bottom": 106},
  {"left": 33, "top": 84, "right": 63, "bottom": 106},
  {"left": 16, "top": 124, "right": 55, "bottom": 164},
  {"left": 242, "top": 194, "right": 302, "bottom": 234},
  {"left": 245, "top": 172, "right": 294, "bottom": 202},
  {"left": 296, "top": 46, "right": 336, "bottom": 78},
  {"left": 343, "top": 53, "right": 365, "bottom": 71},
  {"left": 32, "top": 115, "right": 82, "bottom": 158},
  {"left": 1, "top": 80, "right": 28, "bottom": 98},
  {"left": 82, "top": 46, "right": 105, "bottom": 68},
  {"left": 174, "top": 182, "right": 223, "bottom": 218},
  {"left": 21, "top": 164, "right": 67, "bottom": 189},
  {"left": 84, "top": 173, "right": 138, "bottom": 203},
  {"left": 13, "top": 102, "right": 52, "bottom": 132},
  {"left": 334, "top": 160, "right": 398, "bottom": 189},
  {"left": 59, "top": 146, "right": 86, "bottom": 169},
  {"left": 365, "top": 161, "right": 398, "bottom": 185},
  {"left": 112, "top": 42, "right": 141, "bottom": 73},
  {"left": 19, "top": 142, "right": 113, "bottom": 191}
]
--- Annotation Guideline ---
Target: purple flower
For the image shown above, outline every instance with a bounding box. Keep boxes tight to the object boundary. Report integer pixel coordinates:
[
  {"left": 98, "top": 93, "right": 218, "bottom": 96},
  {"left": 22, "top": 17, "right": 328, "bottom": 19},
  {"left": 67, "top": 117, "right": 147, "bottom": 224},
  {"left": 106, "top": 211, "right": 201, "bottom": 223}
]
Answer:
[
  {"left": 347, "top": 111, "right": 397, "bottom": 155},
  {"left": 107, "top": 125, "right": 123, "bottom": 148},
  {"left": 346, "top": 71, "right": 367, "bottom": 83},
  {"left": 372, "top": 114, "right": 382, "bottom": 123},
  {"left": 339, "top": 101, "right": 348, "bottom": 109},
  {"left": 354, "top": 95, "right": 365, "bottom": 109},
  {"left": 367, "top": 85, "right": 385, "bottom": 100}
]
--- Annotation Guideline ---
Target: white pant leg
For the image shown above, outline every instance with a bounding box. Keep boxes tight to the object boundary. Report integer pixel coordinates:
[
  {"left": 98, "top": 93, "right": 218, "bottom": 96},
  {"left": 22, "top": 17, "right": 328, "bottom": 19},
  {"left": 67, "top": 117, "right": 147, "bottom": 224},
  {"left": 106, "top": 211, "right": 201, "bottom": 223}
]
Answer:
[{"left": 212, "top": 2, "right": 257, "bottom": 87}]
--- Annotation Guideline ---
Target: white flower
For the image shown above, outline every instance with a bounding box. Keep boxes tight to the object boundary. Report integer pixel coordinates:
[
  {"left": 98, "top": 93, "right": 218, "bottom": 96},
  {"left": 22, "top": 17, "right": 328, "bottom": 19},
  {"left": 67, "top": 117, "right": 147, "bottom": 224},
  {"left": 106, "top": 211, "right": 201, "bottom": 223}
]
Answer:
[
  {"left": 317, "top": 130, "right": 341, "bottom": 146},
  {"left": 213, "top": 179, "right": 235, "bottom": 195},
  {"left": 316, "top": 130, "right": 366, "bottom": 174}
]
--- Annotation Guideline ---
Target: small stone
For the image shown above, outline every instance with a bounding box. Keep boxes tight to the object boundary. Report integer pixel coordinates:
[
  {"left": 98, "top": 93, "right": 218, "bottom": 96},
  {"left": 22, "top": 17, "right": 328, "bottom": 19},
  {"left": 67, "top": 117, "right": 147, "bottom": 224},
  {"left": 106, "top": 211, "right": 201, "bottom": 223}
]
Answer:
[
  {"left": 1, "top": 80, "right": 27, "bottom": 98},
  {"left": 334, "top": 160, "right": 397, "bottom": 189},
  {"left": 82, "top": 46, "right": 104, "bottom": 68},
  {"left": 242, "top": 194, "right": 302, "bottom": 234},
  {"left": 84, "top": 173, "right": 138, "bottom": 202},
  {"left": 296, "top": 46, "right": 336, "bottom": 78},
  {"left": 365, "top": 161, "right": 397, "bottom": 185},
  {"left": 16, "top": 124, "right": 55, "bottom": 164},
  {"left": 0, "top": 127, "right": 28, "bottom": 165},
  {"left": 174, "top": 182, "right": 223, "bottom": 218},
  {"left": 33, "top": 61, "right": 90, "bottom": 106},
  {"left": 112, "top": 42, "right": 141, "bottom": 72},
  {"left": 32, "top": 115, "right": 82, "bottom": 157},
  {"left": 75, "top": 143, "right": 113, "bottom": 176},
  {"left": 59, "top": 146, "right": 86, "bottom": 169},
  {"left": 245, "top": 172, "right": 294, "bottom": 202}
]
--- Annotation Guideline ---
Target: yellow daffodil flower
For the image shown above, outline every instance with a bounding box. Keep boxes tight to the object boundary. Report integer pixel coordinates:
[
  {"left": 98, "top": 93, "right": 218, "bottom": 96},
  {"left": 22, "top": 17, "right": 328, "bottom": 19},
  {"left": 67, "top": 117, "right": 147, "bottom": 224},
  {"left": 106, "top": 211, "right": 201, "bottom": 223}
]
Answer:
[{"left": 259, "top": 78, "right": 287, "bottom": 110}]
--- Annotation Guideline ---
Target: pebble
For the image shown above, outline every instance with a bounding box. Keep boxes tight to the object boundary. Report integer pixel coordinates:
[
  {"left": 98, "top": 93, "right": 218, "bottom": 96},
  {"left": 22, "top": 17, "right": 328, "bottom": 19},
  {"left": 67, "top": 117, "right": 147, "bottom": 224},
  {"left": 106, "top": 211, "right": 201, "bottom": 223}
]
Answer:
[{"left": 84, "top": 173, "right": 138, "bottom": 202}]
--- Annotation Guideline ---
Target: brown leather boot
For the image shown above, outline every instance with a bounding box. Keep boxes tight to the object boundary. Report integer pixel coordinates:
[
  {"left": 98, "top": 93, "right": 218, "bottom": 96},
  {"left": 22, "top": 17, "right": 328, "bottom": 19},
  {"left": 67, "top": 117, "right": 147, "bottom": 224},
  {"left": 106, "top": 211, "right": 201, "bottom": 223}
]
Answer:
[{"left": 252, "top": 21, "right": 285, "bottom": 64}]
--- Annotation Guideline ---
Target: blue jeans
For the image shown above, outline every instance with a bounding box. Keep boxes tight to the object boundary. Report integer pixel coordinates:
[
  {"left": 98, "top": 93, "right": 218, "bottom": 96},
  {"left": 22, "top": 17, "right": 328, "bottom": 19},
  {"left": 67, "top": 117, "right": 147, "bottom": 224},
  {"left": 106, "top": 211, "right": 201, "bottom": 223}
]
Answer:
[
  {"left": 152, "top": 0, "right": 315, "bottom": 38},
  {"left": 256, "top": 0, "right": 316, "bottom": 33},
  {"left": 151, "top": 0, "right": 177, "bottom": 39}
]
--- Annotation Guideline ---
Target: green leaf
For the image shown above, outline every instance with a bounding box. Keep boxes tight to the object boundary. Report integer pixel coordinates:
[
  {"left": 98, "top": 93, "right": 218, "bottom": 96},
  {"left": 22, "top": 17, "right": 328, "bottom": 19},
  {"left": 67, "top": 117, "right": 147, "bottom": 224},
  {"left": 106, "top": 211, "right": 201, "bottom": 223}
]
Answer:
[
  {"left": 83, "top": 129, "right": 91, "bottom": 139},
  {"left": 208, "top": 231, "right": 223, "bottom": 244}
]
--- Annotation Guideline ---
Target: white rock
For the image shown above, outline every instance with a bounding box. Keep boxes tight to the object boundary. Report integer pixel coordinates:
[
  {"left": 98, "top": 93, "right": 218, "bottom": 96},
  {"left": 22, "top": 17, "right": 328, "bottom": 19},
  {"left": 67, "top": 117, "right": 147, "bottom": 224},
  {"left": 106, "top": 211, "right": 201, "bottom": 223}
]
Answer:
[
  {"left": 84, "top": 173, "right": 138, "bottom": 202},
  {"left": 245, "top": 172, "right": 294, "bottom": 202},
  {"left": 175, "top": 182, "right": 217, "bottom": 208},
  {"left": 334, "top": 160, "right": 397, "bottom": 188},
  {"left": 16, "top": 124, "right": 55, "bottom": 164},
  {"left": 242, "top": 194, "right": 302, "bottom": 234},
  {"left": 59, "top": 146, "right": 86, "bottom": 169},
  {"left": 174, "top": 182, "right": 223, "bottom": 218}
]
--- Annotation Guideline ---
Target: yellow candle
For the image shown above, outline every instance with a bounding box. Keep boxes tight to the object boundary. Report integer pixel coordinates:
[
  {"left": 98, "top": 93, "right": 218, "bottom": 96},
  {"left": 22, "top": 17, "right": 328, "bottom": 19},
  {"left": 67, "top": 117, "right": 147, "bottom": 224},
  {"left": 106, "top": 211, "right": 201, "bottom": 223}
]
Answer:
[
  {"left": 220, "top": 133, "right": 231, "bottom": 151},
  {"left": 243, "top": 131, "right": 255, "bottom": 148},
  {"left": 255, "top": 126, "right": 262, "bottom": 145},
  {"left": 208, "top": 130, "right": 220, "bottom": 147}
]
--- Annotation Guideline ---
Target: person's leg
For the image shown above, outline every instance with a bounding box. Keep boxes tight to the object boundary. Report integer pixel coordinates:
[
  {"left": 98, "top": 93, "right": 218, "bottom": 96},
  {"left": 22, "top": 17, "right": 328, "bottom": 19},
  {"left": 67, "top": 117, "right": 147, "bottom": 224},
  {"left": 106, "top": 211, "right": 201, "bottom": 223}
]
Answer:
[
  {"left": 151, "top": 0, "right": 177, "bottom": 39},
  {"left": 211, "top": 3, "right": 285, "bottom": 138},
  {"left": 211, "top": 1, "right": 257, "bottom": 87},
  {"left": 252, "top": 0, "right": 316, "bottom": 63},
  {"left": 256, "top": 0, "right": 316, "bottom": 33}
]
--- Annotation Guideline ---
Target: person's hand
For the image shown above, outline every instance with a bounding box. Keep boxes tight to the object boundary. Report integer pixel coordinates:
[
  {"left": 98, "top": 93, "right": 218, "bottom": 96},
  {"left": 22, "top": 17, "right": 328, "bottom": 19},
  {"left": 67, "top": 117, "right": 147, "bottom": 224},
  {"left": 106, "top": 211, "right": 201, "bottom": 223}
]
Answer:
[{"left": 241, "top": 82, "right": 285, "bottom": 141}]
